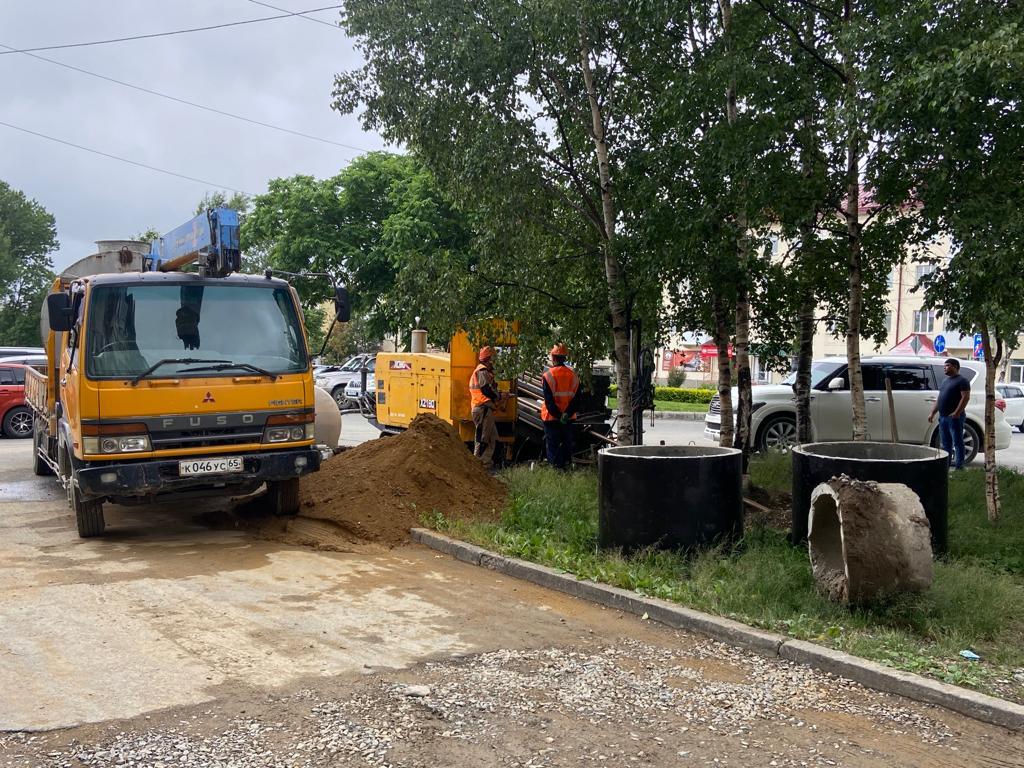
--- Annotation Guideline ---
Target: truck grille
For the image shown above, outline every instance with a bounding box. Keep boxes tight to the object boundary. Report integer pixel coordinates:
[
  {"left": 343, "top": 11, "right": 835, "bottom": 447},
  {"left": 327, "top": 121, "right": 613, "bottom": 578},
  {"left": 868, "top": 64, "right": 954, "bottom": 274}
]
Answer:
[
  {"left": 151, "top": 427, "right": 264, "bottom": 451},
  {"left": 708, "top": 394, "right": 721, "bottom": 415}
]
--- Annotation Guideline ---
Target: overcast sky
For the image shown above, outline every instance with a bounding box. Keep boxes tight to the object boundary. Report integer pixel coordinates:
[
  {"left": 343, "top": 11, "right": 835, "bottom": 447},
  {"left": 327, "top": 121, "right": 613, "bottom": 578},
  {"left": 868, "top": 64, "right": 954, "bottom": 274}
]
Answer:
[{"left": 0, "top": 0, "right": 389, "bottom": 272}]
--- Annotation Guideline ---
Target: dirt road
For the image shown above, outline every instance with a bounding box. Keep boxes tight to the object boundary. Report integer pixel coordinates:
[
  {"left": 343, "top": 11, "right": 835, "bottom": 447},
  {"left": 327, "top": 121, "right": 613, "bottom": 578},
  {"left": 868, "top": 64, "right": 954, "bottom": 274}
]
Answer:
[{"left": 0, "top": 438, "right": 1020, "bottom": 767}]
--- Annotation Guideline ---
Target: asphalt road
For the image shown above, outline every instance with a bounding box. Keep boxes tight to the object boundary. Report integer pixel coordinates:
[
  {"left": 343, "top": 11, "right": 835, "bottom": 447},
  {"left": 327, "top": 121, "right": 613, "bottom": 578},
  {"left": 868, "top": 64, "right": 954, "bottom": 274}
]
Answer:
[{"left": 1, "top": 432, "right": 1021, "bottom": 765}]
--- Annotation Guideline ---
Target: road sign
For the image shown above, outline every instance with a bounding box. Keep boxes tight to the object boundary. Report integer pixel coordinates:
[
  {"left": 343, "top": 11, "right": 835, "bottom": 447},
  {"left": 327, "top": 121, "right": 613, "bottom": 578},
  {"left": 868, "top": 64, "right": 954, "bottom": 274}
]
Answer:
[
  {"left": 973, "top": 332, "right": 984, "bottom": 360},
  {"left": 934, "top": 334, "right": 946, "bottom": 354}
]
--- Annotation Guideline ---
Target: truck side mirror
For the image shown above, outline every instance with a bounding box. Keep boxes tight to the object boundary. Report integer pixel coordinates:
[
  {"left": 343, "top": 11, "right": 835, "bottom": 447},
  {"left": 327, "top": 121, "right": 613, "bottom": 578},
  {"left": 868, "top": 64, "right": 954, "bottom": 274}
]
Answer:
[
  {"left": 46, "top": 293, "right": 73, "bottom": 332},
  {"left": 334, "top": 286, "right": 351, "bottom": 323}
]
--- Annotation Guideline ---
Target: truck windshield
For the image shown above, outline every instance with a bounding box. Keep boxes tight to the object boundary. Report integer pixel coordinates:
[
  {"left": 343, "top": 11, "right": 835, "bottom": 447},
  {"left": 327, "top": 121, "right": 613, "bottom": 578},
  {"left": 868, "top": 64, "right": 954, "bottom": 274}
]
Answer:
[{"left": 85, "top": 283, "right": 308, "bottom": 379}]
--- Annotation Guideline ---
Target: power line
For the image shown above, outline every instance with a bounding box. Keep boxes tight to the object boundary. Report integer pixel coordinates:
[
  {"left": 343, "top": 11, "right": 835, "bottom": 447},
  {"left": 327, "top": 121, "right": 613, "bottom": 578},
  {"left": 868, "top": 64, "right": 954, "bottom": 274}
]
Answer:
[
  {"left": 0, "top": 5, "right": 342, "bottom": 55},
  {"left": 0, "top": 42, "right": 372, "bottom": 153},
  {"left": 0, "top": 119, "right": 252, "bottom": 194},
  {"left": 247, "top": 0, "right": 340, "bottom": 29}
]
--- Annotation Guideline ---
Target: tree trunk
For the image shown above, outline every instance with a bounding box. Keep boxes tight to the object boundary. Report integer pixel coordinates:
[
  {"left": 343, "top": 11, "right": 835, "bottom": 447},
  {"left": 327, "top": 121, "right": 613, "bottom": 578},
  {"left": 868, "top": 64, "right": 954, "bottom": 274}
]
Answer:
[
  {"left": 980, "top": 323, "right": 1001, "bottom": 522},
  {"left": 714, "top": 295, "right": 734, "bottom": 447},
  {"left": 579, "top": 35, "right": 633, "bottom": 445},
  {"left": 718, "top": 0, "right": 751, "bottom": 474},
  {"left": 842, "top": 7, "right": 867, "bottom": 441},
  {"left": 795, "top": 288, "right": 816, "bottom": 443}
]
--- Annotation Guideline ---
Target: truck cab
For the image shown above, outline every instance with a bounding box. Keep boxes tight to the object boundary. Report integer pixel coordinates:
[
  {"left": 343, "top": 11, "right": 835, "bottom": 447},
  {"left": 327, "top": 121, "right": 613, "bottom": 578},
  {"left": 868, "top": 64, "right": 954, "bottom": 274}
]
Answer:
[{"left": 27, "top": 209, "right": 349, "bottom": 537}]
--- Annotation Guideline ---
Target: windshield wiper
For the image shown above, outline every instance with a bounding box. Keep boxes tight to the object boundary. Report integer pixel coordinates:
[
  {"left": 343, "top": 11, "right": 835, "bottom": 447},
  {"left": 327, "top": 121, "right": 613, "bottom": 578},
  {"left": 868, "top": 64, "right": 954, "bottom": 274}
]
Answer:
[
  {"left": 131, "top": 358, "right": 231, "bottom": 386},
  {"left": 178, "top": 362, "right": 278, "bottom": 380}
]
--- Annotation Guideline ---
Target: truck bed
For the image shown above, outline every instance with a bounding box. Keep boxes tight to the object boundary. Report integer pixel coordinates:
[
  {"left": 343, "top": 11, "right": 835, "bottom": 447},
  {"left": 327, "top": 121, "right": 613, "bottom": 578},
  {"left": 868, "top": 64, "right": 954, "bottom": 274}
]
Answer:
[{"left": 24, "top": 366, "right": 48, "bottom": 416}]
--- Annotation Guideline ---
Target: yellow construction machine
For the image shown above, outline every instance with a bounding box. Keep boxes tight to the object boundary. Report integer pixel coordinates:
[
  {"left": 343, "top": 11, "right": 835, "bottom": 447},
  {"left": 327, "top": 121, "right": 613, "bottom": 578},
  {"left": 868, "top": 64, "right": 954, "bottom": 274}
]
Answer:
[{"left": 370, "top": 324, "right": 613, "bottom": 463}]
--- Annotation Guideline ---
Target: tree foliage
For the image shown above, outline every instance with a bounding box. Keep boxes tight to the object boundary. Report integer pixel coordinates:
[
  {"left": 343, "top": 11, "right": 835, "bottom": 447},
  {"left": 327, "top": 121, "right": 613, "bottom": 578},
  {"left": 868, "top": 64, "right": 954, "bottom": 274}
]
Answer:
[
  {"left": 242, "top": 152, "right": 478, "bottom": 346},
  {"left": 0, "top": 180, "right": 58, "bottom": 346},
  {"left": 872, "top": 1, "right": 1024, "bottom": 520}
]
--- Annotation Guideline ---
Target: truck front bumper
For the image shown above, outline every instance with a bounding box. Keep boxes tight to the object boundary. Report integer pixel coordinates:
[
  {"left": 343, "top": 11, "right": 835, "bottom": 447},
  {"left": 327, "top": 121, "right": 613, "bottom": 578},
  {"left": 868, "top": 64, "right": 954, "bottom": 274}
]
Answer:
[{"left": 76, "top": 448, "right": 321, "bottom": 500}]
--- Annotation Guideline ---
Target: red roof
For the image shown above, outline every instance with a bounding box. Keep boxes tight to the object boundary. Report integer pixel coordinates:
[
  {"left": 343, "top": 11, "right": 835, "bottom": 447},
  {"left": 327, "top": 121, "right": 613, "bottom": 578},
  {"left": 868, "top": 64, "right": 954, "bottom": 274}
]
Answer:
[{"left": 889, "top": 333, "right": 937, "bottom": 356}]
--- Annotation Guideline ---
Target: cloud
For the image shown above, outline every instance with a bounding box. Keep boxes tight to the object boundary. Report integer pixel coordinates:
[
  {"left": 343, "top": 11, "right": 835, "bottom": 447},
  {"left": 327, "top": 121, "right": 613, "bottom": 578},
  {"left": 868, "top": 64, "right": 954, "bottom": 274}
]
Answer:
[{"left": 0, "top": 0, "right": 388, "bottom": 271}]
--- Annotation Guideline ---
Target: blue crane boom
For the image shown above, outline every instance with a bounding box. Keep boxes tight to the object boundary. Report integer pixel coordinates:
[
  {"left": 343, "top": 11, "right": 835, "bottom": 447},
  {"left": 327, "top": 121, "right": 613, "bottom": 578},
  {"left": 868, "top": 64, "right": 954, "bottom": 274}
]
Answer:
[{"left": 145, "top": 207, "right": 241, "bottom": 277}]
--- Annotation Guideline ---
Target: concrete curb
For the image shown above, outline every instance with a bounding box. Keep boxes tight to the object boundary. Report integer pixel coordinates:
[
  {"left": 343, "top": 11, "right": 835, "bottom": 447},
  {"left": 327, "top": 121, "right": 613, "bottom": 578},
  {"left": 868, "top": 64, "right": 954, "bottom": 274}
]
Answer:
[
  {"left": 410, "top": 528, "right": 1024, "bottom": 732},
  {"left": 645, "top": 410, "right": 705, "bottom": 421}
]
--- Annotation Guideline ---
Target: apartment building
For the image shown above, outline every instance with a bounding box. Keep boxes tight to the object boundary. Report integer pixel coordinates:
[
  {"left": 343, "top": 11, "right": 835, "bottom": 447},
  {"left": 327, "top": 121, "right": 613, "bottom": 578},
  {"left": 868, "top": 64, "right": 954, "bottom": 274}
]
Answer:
[{"left": 656, "top": 232, "right": 1023, "bottom": 386}]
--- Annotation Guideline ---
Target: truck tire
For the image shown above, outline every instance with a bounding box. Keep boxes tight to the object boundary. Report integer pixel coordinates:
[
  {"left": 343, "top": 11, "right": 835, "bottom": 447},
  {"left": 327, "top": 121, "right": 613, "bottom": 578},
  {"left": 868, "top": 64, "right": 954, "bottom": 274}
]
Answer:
[
  {"left": 3, "top": 406, "right": 33, "bottom": 439},
  {"left": 70, "top": 473, "right": 105, "bottom": 537},
  {"left": 61, "top": 445, "right": 105, "bottom": 537},
  {"left": 266, "top": 478, "right": 301, "bottom": 517},
  {"left": 32, "top": 418, "right": 54, "bottom": 476}
]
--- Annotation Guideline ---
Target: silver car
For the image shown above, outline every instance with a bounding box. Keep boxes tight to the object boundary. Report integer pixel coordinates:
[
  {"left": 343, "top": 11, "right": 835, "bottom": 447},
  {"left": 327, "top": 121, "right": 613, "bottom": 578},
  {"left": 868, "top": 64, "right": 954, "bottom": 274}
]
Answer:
[{"left": 704, "top": 356, "right": 1010, "bottom": 464}]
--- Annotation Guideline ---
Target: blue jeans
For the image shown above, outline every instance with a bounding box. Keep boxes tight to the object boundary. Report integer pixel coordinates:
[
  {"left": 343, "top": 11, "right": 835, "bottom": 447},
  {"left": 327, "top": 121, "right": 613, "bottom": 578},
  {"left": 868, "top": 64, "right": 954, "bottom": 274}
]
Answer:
[{"left": 939, "top": 414, "right": 966, "bottom": 469}]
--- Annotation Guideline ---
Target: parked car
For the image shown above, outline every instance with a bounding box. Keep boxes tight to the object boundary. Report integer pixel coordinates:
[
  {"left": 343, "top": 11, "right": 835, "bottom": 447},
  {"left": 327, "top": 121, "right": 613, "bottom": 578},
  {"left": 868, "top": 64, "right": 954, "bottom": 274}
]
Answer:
[
  {"left": 0, "top": 363, "right": 34, "bottom": 438},
  {"left": 995, "top": 383, "right": 1024, "bottom": 432},
  {"left": 344, "top": 372, "right": 376, "bottom": 400},
  {"left": 703, "top": 356, "right": 1010, "bottom": 464},
  {"left": 0, "top": 354, "right": 47, "bottom": 369},
  {"left": 0, "top": 346, "right": 43, "bottom": 359},
  {"left": 314, "top": 353, "right": 376, "bottom": 408}
]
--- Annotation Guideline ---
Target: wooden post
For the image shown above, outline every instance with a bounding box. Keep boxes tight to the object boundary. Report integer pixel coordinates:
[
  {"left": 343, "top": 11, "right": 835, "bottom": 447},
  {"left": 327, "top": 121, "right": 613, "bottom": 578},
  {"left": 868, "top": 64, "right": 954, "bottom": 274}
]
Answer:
[{"left": 885, "top": 376, "right": 899, "bottom": 443}]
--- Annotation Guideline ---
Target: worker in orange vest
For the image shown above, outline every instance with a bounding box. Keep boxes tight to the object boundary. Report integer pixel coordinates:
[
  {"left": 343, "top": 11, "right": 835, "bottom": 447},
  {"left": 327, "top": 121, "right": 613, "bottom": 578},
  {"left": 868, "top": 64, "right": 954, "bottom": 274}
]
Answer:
[
  {"left": 541, "top": 343, "right": 581, "bottom": 469},
  {"left": 469, "top": 346, "right": 507, "bottom": 467}
]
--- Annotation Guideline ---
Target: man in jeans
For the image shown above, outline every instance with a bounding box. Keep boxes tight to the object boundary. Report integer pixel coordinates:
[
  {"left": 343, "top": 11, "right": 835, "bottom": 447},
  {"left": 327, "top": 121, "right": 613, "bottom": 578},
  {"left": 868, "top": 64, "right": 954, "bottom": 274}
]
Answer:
[{"left": 927, "top": 358, "right": 972, "bottom": 470}]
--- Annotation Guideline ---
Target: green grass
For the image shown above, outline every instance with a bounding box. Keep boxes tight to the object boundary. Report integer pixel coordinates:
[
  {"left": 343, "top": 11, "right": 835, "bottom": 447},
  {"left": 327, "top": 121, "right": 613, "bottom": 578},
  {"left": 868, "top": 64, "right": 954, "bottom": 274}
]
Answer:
[
  {"left": 607, "top": 397, "right": 707, "bottom": 413},
  {"left": 428, "top": 460, "right": 1024, "bottom": 700}
]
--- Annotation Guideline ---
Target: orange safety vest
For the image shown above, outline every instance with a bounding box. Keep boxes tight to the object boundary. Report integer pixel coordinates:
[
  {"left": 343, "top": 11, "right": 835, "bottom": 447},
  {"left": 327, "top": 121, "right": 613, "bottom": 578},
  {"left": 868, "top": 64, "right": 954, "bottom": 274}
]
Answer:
[
  {"left": 540, "top": 364, "right": 580, "bottom": 421},
  {"left": 469, "top": 363, "right": 496, "bottom": 408}
]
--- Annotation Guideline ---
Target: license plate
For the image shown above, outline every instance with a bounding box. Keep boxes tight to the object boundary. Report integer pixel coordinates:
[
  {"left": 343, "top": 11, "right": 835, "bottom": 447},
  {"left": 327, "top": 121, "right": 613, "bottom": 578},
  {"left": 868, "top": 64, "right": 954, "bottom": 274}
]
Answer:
[{"left": 179, "top": 456, "right": 244, "bottom": 476}]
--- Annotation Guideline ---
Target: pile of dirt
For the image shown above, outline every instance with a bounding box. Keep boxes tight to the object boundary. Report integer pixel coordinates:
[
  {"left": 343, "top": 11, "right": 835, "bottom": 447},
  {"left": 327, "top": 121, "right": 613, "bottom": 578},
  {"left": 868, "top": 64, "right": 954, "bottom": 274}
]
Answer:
[{"left": 289, "top": 414, "right": 506, "bottom": 547}]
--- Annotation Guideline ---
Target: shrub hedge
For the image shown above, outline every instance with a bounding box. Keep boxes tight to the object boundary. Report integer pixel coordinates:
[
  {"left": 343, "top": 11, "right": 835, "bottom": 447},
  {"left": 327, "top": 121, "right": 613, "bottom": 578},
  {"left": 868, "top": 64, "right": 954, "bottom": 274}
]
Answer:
[{"left": 608, "top": 385, "right": 716, "bottom": 404}]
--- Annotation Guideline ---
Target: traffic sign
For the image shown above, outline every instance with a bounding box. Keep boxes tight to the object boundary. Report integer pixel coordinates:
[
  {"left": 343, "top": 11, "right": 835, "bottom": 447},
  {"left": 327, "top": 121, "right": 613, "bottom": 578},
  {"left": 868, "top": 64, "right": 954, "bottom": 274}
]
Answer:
[
  {"left": 934, "top": 334, "right": 946, "bottom": 354},
  {"left": 973, "top": 332, "right": 984, "bottom": 360}
]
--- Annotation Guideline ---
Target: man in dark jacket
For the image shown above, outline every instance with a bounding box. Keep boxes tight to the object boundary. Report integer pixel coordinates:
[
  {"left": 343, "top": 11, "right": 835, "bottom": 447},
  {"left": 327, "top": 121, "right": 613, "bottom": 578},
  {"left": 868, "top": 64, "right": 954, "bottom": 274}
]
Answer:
[{"left": 927, "top": 357, "right": 971, "bottom": 470}]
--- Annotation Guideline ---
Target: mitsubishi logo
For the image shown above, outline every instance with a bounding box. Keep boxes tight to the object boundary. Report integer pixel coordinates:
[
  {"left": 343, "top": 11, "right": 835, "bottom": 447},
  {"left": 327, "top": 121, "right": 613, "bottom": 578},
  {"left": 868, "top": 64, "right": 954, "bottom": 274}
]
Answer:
[{"left": 202, "top": 392, "right": 215, "bottom": 404}]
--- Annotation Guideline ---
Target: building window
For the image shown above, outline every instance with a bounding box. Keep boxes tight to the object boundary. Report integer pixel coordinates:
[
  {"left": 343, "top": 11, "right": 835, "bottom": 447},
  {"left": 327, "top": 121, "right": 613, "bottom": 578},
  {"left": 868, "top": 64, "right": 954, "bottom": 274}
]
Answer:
[
  {"left": 884, "top": 311, "right": 892, "bottom": 332},
  {"left": 915, "top": 264, "right": 936, "bottom": 284},
  {"left": 887, "top": 268, "right": 896, "bottom": 290},
  {"left": 770, "top": 235, "right": 779, "bottom": 259},
  {"left": 913, "top": 310, "right": 935, "bottom": 333}
]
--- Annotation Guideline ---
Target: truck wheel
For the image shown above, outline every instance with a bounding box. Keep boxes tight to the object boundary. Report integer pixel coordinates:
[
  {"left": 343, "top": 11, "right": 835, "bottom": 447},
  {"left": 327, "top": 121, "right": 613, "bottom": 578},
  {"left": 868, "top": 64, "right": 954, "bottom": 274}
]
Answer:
[
  {"left": 32, "top": 418, "right": 54, "bottom": 476},
  {"left": 70, "top": 474, "right": 105, "bottom": 537},
  {"left": 266, "top": 478, "right": 301, "bottom": 517},
  {"left": 3, "top": 406, "right": 33, "bottom": 439}
]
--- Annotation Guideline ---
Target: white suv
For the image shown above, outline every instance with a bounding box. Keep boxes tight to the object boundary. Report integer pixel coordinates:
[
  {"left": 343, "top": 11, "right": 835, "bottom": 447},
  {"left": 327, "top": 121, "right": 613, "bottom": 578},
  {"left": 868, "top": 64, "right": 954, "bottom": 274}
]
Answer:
[{"left": 703, "top": 356, "right": 1010, "bottom": 464}]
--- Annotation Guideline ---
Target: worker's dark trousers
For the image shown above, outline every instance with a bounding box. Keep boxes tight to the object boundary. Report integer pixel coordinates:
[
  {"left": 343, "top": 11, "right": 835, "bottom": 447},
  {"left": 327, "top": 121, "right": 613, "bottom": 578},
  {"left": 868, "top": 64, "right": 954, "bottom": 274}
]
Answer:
[{"left": 543, "top": 421, "right": 574, "bottom": 470}]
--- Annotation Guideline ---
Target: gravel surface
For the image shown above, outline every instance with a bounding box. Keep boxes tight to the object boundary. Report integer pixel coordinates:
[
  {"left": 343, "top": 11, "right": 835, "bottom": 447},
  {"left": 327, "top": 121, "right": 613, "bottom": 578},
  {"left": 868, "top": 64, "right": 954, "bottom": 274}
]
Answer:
[{"left": 3, "top": 637, "right": 990, "bottom": 768}]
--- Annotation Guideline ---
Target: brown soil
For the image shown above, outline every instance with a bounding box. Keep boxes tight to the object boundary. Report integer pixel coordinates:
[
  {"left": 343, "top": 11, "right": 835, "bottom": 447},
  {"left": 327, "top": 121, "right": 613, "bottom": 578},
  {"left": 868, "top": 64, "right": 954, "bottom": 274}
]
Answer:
[
  {"left": 284, "top": 414, "right": 506, "bottom": 547},
  {"left": 745, "top": 484, "right": 793, "bottom": 530}
]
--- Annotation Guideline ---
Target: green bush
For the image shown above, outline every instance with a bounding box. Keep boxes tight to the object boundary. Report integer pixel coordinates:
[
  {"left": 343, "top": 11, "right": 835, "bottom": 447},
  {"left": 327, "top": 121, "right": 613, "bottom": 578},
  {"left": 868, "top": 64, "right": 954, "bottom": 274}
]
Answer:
[
  {"left": 608, "top": 385, "right": 715, "bottom": 404},
  {"left": 667, "top": 368, "right": 687, "bottom": 387}
]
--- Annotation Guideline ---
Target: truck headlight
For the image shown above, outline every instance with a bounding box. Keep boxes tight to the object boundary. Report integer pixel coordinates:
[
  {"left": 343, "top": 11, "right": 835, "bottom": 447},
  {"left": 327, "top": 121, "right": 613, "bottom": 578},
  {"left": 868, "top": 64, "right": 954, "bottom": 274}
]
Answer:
[
  {"left": 262, "top": 412, "right": 315, "bottom": 443},
  {"left": 83, "top": 423, "right": 152, "bottom": 455}
]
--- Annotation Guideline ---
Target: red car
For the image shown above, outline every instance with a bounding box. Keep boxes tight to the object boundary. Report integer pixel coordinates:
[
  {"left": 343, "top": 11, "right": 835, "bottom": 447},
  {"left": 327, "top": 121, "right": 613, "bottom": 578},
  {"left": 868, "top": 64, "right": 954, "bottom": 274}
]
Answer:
[{"left": 0, "top": 363, "right": 34, "bottom": 439}]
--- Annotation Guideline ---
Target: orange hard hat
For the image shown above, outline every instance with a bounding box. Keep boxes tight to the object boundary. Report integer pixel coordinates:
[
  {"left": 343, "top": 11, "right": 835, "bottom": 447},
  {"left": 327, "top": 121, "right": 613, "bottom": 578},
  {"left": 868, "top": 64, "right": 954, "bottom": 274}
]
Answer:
[
  {"left": 478, "top": 346, "right": 494, "bottom": 362},
  {"left": 550, "top": 343, "right": 568, "bottom": 356}
]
